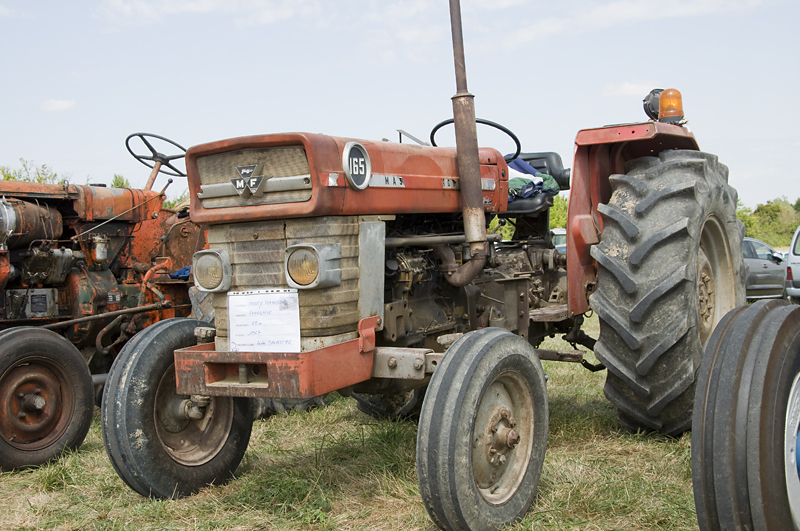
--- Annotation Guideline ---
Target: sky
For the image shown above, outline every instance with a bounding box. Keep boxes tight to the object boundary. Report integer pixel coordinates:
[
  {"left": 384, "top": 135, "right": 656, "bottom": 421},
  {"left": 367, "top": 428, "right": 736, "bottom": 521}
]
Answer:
[{"left": 1, "top": 0, "right": 797, "bottom": 208}]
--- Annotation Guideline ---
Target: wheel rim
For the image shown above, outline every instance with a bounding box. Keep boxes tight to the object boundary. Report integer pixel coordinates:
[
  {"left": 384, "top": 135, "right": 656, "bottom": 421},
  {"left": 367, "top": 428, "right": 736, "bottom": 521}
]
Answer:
[
  {"left": 154, "top": 364, "right": 234, "bottom": 466},
  {"left": 785, "top": 372, "right": 800, "bottom": 528},
  {"left": 0, "top": 357, "right": 73, "bottom": 451},
  {"left": 471, "top": 369, "right": 535, "bottom": 504},
  {"left": 697, "top": 215, "right": 736, "bottom": 348}
]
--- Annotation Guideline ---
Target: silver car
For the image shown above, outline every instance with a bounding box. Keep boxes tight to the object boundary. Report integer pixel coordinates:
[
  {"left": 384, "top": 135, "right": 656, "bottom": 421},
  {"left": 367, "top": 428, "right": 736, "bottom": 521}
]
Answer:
[{"left": 743, "top": 237, "right": 786, "bottom": 300}]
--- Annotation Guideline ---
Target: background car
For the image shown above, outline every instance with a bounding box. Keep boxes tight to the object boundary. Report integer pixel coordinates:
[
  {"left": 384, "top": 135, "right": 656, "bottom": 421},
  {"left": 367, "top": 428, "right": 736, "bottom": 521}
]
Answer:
[
  {"left": 785, "top": 225, "right": 800, "bottom": 303},
  {"left": 743, "top": 236, "right": 786, "bottom": 300},
  {"left": 552, "top": 227, "right": 566, "bottom": 254}
]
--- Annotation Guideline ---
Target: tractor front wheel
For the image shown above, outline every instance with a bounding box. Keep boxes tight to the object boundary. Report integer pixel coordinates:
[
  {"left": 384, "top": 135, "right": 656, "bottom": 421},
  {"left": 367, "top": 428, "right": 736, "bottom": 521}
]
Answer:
[
  {"left": 101, "top": 318, "right": 252, "bottom": 498},
  {"left": 0, "top": 327, "right": 93, "bottom": 470},
  {"left": 416, "top": 328, "right": 548, "bottom": 531}
]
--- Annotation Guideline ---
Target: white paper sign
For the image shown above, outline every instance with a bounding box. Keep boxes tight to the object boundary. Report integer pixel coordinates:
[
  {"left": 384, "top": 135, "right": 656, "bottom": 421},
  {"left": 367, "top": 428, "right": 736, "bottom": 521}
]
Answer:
[{"left": 227, "top": 289, "right": 301, "bottom": 353}]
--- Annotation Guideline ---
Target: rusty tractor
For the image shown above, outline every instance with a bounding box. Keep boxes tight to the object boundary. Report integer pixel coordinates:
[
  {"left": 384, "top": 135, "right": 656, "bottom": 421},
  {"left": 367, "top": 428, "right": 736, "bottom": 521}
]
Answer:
[
  {"left": 98, "top": 5, "right": 747, "bottom": 531},
  {"left": 0, "top": 133, "right": 206, "bottom": 470}
]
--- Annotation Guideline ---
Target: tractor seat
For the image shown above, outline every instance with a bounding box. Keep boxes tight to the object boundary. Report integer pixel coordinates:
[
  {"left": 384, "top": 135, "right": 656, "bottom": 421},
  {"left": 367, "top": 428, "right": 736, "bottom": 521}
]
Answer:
[{"left": 497, "top": 193, "right": 553, "bottom": 217}]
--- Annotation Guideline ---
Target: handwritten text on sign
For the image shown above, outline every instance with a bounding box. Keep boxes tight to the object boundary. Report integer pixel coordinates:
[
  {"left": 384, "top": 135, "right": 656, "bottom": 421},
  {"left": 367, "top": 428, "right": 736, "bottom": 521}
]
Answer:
[{"left": 228, "top": 289, "right": 301, "bottom": 353}]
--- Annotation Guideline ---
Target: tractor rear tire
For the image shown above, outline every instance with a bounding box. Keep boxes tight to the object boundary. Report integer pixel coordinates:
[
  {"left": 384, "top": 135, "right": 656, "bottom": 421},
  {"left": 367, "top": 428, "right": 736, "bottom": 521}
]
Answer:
[
  {"left": 590, "top": 151, "right": 745, "bottom": 436},
  {"left": 101, "top": 318, "right": 252, "bottom": 498},
  {"left": 692, "top": 300, "right": 800, "bottom": 530},
  {"left": 252, "top": 396, "right": 328, "bottom": 419},
  {"left": 0, "top": 327, "right": 93, "bottom": 470},
  {"left": 352, "top": 387, "right": 426, "bottom": 421},
  {"left": 416, "top": 328, "right": 548, "bottom": 531}
]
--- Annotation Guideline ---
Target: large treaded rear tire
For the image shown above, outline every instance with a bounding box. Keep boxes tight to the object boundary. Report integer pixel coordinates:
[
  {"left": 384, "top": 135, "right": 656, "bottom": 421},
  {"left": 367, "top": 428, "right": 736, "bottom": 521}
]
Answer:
[
  {"left": 692, "top": 300, "right": 800, "bottom": 530},
  {"left": 590, "top": 150, "right": 745, "bottom": 436}
]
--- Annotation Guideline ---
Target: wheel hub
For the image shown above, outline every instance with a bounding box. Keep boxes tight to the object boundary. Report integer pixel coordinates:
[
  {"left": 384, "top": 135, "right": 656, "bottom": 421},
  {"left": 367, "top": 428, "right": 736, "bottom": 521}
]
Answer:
[
  {"left": 154, "top": 364, "right": 234, "bottom": 466},
  {"left": 471, "top": 371, "right": 535, "bottom": 504},
  {"left": 696, "top": 247, "right": 715, "bottom": 346},
  {"left": 785, "top": 372, "right": 800, "bottom": 527},
  {"left": 0, "top": 363, "right": 66, "bottom": 448}
]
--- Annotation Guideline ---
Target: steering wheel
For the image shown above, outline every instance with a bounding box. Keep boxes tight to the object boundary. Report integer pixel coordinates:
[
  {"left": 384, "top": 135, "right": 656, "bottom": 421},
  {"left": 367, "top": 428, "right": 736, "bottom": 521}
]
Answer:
[
  {"left": 126, "top": 133, "right": 187, "bottom": 177},
  {"left": 429, "top": 118, "right": 521, "bottom": 163}
]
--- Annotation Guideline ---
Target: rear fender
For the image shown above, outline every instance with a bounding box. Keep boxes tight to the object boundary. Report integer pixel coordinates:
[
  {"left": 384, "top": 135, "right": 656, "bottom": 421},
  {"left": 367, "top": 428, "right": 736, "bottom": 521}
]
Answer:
[{"left": 566, "top": 122, "right": 700, "bottom": 316}]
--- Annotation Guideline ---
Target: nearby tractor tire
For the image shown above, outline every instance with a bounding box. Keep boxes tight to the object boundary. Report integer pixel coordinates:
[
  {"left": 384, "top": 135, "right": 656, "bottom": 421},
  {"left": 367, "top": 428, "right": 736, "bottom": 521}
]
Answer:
[
  {"left": 692, "top": 300, "right": 800, "bottom": 530},
  {"left": 101, "top": 318, "right": 253, "bottom": 498},
  {"left": 352, "top": 387, "right": 426, "bottom": 421},
  {"left": 590, "top": 150, "right": 745, "bottom": 436},
  {"left": 0, "top": 327, "right": 94, "bottom": 470},
  {"left": 252, "top": 395, "right": 328, "bottom": 420},
  {"left": 417, "top": 328, "right": 548, "bottom": 531}
]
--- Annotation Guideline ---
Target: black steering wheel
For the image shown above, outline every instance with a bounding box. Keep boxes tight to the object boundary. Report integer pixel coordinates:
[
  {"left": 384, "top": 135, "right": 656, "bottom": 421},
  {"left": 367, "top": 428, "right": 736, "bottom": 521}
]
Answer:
[
  {"left": 126, "top": 133, "right": 187, "bottom": 177},
  {"left": 429, "top": 118, "right": 521, "bottom": 163}
]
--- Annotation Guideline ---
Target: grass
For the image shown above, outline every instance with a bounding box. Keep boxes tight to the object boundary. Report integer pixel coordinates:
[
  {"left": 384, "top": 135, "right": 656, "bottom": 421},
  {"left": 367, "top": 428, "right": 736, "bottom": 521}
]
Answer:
[{"left": 0, "top": 315, "right": 698, "bottom": 530}]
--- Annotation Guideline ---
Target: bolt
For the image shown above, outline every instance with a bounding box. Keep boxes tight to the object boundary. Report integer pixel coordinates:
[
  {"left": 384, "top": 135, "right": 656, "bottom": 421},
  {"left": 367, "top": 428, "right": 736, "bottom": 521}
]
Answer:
[
  {"left": 498, "top": 455, "right": 507, "bottom": 465},
  {"left": 489, "top": 447, "right": 497, "bottom": 455},
  {"left": 491, "top": 424, "right": 498, "bottom": 433},
  {"left": 34, "top": 388, "right": 41, "bottom": 395},
  {"left": 387, "top": 357, "right": 397, "bottom": 368},
  {"left": 413, "top": 358, "right": 424, "bottom": 370},
  {"left": 33, "top": 396, "right": 46, "bottom": 410},
  {"left": 500, "top": 409, "right": 509, "bottom": 419},
  {"left": 17, "top": 393, "right": 24, "bottom": 399},
  {"left": 152, "top": 212, "right": 159, "bottom": 219},
  {"left": 506, "top": 429, "right": 520, "bottom": 448},
  {"left": 17, "top": 412, "right": 26, "bottom": 419},
  {"left": 253, "top": 233, "right": 259, "bottom": 239}
]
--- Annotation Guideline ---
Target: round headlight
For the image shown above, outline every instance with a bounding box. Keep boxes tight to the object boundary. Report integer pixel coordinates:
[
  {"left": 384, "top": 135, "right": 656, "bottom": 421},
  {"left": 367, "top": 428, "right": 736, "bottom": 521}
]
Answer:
[
  {"left": 287, "top": 248, "right": 319, "bottom": 286},
  {"left": 195, "top": 253, "right": 224, "bottom": 290}
]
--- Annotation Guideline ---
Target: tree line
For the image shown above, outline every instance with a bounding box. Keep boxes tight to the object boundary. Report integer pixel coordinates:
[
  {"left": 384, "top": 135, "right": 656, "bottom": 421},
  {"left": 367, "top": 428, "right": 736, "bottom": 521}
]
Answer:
[{"left": 1, "top": 158, "right": 188, "bottom": 210}]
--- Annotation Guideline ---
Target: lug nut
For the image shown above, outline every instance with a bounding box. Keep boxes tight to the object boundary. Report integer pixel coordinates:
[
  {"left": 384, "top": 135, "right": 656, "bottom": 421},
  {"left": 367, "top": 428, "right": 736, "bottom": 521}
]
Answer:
[{"left": 498, "top": 455, "right": 507, "bottom": 465}]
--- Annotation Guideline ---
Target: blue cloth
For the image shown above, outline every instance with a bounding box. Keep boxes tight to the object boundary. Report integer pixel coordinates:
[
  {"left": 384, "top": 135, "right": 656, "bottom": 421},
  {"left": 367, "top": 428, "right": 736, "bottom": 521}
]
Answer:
[
  {"left": 507, "top": 157, "right": 541, "bottom": 176},
  {"left": 169, "top": 266, "right": 192, "bottom": 280}
]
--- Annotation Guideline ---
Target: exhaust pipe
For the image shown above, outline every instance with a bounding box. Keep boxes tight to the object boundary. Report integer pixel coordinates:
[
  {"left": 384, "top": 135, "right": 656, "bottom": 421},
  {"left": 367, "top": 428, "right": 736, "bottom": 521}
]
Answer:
[{"left": 443, "top": 0, "right": 487, "bottom": 286}]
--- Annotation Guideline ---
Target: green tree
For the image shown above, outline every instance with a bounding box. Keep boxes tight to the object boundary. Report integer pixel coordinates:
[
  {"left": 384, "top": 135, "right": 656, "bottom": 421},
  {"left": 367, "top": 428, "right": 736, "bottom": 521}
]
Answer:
[
  {"left": 163, "top": 189, "right": 189, "bottom": 210},
  {"left": 111, "top": 174, "right": 131, "bottom": 188},
  {"left": 740, "top": 197, "right": 799, "bottom": 247},
  {"left": 549, "top": 194, "right": 567, "bottom": 229},
  {"left": 1, "top": 158, "right": 61, "bottom": 184}
]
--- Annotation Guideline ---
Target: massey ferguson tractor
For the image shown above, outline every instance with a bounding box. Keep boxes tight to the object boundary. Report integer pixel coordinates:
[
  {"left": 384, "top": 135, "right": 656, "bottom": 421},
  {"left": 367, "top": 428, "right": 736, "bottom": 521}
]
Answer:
[
  {"left": 97, "top": 5, "right": 753, "bottom": 531},
  {"left": 0, "top": 133, "right": 206, "bottom": 470}
]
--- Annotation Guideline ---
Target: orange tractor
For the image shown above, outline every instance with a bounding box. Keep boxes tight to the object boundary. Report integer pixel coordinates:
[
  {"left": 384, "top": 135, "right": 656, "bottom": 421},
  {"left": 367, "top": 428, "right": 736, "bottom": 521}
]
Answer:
[
  {"left": 0, "top": 133, "right": 206, "bottom": 470},
  {"left": 98, "top": 5, "right": 751, "bottom": 531}
]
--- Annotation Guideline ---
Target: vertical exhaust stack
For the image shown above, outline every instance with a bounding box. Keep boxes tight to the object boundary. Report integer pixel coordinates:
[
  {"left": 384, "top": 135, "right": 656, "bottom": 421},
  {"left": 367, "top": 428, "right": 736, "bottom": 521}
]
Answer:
[{"left": 443, "top": 0, "right": 487, "bottom": 287}]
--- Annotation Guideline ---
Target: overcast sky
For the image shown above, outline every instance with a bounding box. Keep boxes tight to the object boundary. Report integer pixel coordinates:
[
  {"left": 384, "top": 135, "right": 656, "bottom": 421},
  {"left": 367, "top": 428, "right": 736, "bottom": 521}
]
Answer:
[{"left": 1, "top": 0, "right": 797, "bottom": 208}]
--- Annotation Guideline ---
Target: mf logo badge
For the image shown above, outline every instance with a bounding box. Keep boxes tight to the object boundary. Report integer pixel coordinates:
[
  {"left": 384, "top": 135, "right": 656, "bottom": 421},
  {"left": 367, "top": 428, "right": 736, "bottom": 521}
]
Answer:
[{"left": 232, "top": 164, "right": 266, "bottom": 197}]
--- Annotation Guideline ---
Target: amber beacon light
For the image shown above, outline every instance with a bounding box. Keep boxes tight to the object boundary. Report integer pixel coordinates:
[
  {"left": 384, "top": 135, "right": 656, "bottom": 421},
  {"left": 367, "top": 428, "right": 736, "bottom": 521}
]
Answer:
[{"left": 658, "top": 88, "right": 684, "bottom": 123}]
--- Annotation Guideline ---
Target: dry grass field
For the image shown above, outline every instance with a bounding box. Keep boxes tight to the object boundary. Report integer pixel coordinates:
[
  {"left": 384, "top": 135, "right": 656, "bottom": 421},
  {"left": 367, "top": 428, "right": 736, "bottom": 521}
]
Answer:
[{"left": 0, "top": 316, "right": 698, "bottom": 530}]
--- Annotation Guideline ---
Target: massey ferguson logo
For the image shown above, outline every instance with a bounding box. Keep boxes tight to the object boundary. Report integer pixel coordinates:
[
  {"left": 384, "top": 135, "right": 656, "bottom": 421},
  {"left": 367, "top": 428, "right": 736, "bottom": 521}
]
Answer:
[{"left": 232, "top": 164, "right": 265, "bottom": 197}]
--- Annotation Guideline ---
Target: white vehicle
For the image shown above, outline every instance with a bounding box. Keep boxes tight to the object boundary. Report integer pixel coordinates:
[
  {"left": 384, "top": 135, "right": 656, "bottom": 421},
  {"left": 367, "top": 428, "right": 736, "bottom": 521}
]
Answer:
[
  {"left": 786, "top": 225, "right": 800, "bottom": 303},
  {"left": 552, "top": 227, "right": 566, "bottom": 254}
]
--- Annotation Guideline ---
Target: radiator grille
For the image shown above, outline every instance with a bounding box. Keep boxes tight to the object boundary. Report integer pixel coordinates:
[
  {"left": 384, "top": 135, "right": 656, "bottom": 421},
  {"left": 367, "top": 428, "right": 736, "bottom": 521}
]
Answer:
[
  {"left": 196, "top": 147, "right": 312, "bottom": 209},
  {"left": 209, "top": 217, "right": 361, "bottom": 351}
]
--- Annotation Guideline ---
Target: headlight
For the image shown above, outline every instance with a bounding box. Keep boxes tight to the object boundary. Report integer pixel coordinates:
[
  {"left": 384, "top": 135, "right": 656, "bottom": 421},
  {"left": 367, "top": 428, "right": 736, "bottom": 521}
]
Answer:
[
  {"left": 193, "top": 249, "right": 232, "bottom": 292},
  {"left": 287, "top": 248, "right": 319, "bottom": 286},
  {"left": 284, "top": 244, "right": 341, "bottom": 289}
]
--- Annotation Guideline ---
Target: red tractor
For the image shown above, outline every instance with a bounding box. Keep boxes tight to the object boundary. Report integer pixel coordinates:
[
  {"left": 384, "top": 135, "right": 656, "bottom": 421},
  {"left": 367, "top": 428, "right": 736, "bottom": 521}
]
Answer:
[
  {"left": 98, "top": 8, "right": 748, "bottom": 531},
  {"left": 0, "top": 133, "right": 206, "bottom": 470}
]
